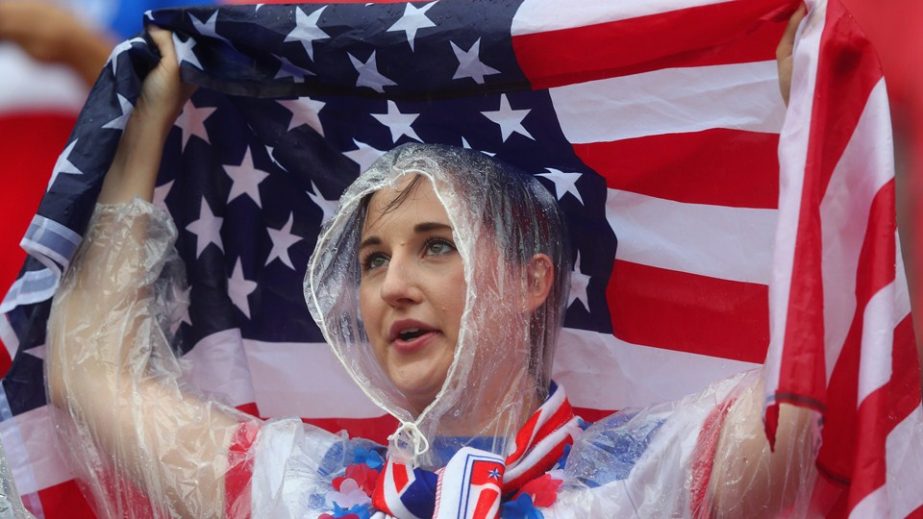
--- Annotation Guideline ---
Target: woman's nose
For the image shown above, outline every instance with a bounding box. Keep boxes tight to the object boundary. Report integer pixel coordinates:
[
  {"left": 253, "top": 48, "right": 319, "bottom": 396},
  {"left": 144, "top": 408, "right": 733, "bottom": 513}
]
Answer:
[{"left": 379, "top": 254, "right": 421, "bottom": 306}]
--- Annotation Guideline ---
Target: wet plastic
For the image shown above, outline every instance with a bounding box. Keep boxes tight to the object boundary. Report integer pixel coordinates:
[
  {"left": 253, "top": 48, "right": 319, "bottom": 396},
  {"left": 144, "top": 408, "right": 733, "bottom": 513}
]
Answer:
[
  {"left": 305, "top": 144, "right": 572, "bottom": 468},
  {"left": 46, "top": 147, "right": 818, "bottom": 518}
]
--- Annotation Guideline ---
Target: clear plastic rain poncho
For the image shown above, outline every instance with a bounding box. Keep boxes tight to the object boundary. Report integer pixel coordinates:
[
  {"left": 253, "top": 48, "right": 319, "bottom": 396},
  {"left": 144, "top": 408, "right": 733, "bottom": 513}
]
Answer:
[
  {"left": 46, "top": 144, "right": 818, "bottom": 518},
  {"left": 305, "top": 143, "right": 573, "bottom": 468}
]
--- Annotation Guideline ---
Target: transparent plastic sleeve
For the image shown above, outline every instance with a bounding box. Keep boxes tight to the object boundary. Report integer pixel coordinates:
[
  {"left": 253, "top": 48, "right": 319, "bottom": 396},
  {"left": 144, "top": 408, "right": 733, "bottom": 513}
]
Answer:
[
  {"left": 45, "top": 199, "right": 250, "bottom": 518},
  {"left": 546, "top": 371, "right": 818, "bottom": 518}
]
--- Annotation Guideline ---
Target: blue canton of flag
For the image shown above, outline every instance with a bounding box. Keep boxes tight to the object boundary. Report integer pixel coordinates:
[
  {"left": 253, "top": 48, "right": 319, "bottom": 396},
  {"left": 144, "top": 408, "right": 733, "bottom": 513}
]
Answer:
[{"left": 1, "top": 0, "right": 615, "bottom": 421}]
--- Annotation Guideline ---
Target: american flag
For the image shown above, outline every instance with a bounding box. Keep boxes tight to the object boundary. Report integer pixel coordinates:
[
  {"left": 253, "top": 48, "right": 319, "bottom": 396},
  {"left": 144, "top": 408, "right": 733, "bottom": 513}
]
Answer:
[{"left": 0, "top": 0, "right": 918, "bottom": 517}]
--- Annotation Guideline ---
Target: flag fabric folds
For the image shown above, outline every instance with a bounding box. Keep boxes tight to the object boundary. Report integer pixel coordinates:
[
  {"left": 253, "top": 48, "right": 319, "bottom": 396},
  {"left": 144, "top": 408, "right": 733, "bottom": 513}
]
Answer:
[{"left": 0, "top": 0, "right": 918, "bottom": 517}]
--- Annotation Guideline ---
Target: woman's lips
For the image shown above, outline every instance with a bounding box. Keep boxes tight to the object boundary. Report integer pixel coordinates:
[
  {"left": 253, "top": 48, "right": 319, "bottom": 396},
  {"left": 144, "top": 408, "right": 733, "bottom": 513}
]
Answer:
[{"left": 391, "top": 330, "right": 438, "bottom": 353}]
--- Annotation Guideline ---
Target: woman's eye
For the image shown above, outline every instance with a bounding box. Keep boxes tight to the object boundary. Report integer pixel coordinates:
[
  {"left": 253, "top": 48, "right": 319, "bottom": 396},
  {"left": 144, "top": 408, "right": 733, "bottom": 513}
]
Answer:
[
  {"left": 425, "top": 239, "right": 456, "bottom": 256},
  {"left": 362, "top": 253, "right": 388, "bottom": 271}
]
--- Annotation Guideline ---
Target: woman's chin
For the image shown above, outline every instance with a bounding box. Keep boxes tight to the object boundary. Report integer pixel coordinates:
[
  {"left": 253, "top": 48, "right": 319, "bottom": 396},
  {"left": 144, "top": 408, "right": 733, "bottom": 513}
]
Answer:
[{"left": 390, "top": 375, "right": 444, "bottom": 413}]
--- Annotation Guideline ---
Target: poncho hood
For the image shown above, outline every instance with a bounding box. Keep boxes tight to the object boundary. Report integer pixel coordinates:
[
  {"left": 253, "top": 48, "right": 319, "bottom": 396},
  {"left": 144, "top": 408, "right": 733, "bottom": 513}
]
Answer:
[{"left": 305, "top": 143, "right": 571, "bottom": 467}]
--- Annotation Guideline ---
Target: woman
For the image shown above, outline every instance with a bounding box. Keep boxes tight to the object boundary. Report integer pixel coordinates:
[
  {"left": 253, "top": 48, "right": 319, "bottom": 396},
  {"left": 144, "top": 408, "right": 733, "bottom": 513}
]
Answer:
[{"left": 46, "top": 12, "right": 815, "bottom": 518}]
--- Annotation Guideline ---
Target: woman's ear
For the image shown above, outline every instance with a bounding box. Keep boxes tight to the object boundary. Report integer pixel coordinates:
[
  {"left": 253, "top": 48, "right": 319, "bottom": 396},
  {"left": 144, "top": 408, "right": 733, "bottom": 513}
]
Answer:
[{"left": 525, "top": 254, "right": 554, "bottom": 312}]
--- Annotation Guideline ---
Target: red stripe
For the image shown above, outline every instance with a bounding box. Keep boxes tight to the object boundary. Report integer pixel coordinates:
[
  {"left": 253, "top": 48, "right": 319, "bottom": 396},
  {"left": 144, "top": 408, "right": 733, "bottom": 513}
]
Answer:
[
  {"left": 527, "top": 400, "right": 573, "bottom": 452},
  {"left": 300, "top": 414, "right": 398, "bottom": 445},
  {"left": 776, "top": 0, "right": 885, "bottom": 408},
  {"left": 607, "top": 260, "right": 769, "bottom": 363},
  {"left": 846, "top": 315, "right": 920, "bottom": 512},
  {"left": 574, "top": 129, "right": 780, "bottom": 209},
  {"left": 392, "top": 462, "right": 410, "bottom": 493},
  {"left": 225, "top": 421, "right": 259, "bottom": 519},
  {"left": 506, "top": 411, "right": 540, "bottom": 463},
  {"left": 806, "top": 180, "right": 897, "bottom": 483},
  {"left": 503, "top": 439, "right": 569, "bottom": 493},
  {"left": 0, "top": 112, "right": 75, "bottom": 303},
  {"left": 513, "top": 0, "right": 795, "bottom": 89},
  {"left": 34, "top": 479, "right": 95, "bottom": 519},
  {"left": 690, "top": 395, "right": 737, "bottom": 519},
  {"left": 472, "top": 487, "right": 499, "bottom": 519}
]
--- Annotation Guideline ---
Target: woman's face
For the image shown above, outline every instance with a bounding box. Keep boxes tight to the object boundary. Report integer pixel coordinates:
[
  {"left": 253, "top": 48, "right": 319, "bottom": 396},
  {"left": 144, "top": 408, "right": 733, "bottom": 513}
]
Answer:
[{"left": 358, "top": 176, "right": 466, "bottom": 413}]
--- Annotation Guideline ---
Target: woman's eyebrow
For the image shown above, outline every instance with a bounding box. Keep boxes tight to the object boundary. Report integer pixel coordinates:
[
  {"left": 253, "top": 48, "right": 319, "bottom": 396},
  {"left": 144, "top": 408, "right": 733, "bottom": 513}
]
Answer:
[
  {"left": 358, "top": 236, "right": 381, "bottom": 250},
  {"left": 414, "top": 222, "right": 452, "bottom": 233}
]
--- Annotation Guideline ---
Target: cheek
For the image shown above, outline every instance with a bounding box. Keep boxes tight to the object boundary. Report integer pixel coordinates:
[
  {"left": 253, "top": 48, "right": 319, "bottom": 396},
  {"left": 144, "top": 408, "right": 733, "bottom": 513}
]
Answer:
[
  {"left": 442, "top": 269, "right": 468, "bottom": 342},
  {"left": 358, "top": 285, "right": 383, "bottom": 344}
]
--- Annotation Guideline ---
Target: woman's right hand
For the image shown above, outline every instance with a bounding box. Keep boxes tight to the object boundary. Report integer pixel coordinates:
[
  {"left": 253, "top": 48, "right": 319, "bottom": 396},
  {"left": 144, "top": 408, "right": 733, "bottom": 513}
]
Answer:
[
  {"left": 136, "top": 27, "right": 196, "bottom": 131},
  {"left": 97, "top": 27, "right": 195, "bottom": 204}
]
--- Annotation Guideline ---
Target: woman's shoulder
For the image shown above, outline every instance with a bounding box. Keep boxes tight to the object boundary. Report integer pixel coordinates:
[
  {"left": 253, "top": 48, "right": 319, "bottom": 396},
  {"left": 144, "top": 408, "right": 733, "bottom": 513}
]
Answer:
[{"left": 542, "top": 371, "right": 757, "bottom": 517}]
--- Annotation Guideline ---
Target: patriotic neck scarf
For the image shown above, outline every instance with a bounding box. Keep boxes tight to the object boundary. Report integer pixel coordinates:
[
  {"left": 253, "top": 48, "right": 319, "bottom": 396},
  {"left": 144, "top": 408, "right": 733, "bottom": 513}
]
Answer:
[{"left": 370, "top": 382, "right": 580, "bottom": 519}]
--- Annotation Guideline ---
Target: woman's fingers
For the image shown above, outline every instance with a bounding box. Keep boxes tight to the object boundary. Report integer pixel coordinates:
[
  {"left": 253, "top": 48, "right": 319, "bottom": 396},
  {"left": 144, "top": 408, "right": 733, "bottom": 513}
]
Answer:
[
  {"left": 777, "top": 4, "right": 807, "bottom": 106},
  {"left": 138, "top": 27, "right": 195, "bottom": 124}
]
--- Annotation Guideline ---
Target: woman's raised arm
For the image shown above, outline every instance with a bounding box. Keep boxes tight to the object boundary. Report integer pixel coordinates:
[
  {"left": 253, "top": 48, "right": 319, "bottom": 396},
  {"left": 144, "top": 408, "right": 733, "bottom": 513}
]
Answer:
[{"left": 45, "top": 28, "right": 242, "bottom": 518}]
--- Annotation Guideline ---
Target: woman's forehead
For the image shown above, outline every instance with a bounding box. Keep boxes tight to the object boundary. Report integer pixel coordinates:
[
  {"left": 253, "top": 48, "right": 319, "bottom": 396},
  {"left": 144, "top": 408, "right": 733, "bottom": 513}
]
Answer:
[{"left": 361, "top": 174, "right": 452, "bottom": 234}]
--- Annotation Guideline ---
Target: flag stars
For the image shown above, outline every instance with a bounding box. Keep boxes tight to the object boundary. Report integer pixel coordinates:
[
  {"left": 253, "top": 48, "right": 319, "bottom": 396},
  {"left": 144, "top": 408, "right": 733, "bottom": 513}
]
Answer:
[
  {"left": 102, "top": 94, "right": 134, "bottom": 131},
  {"left": 274, "top": 53, "right": 312, "bottom": 82},
  {"left": 177, "top": 100, "right": 217, "bottom": 151},
  {"left": 372, "top": 101, "right": 421, "bottom": 143},
  {"left": 169, "top": 285, "right": 192, "bottom": 333},
  {"left": 488, "top": 468, "right": 501, "bottom": 480},
  {"left": 286, "top": 6, "right": 329, "bottom": 61},
  {"left": 569, "top": 252, "right": 592, "bottom": 311},
  {"left": 306, "top": 181, "right": 339, "bottom": 223},
  {"left": 186, "top": 198, "right": 224, "bottom": 258},
  {"left": 153, "top": 180, "right": 175, "bottom": 210},
  {"left": 451, "top": 39, "right": 499, "bottom": 84},
  {"left": 190, "top": 11, "right": 231, "bottom": 46},
  {"left": 278, "top": 97, "right": 325, "bottom": 135},
  {"left": 227, "top": 258, "right": 258, "bottom": 319},
  {"left": 224, "top": 147, "right": 271, "bottom": 207},
  {"left": 48, "top": 139, "right": 83, "bottom": 190},
  {"left": 344, "top": 139, "right": 387, "bottom": 172},
  {"left": 349, "top": 51, "right": 397, "bottom": 93},
  {"left": 461, "top": 137, "right": 495, "bottom": 157},
  {"left": 108, "top": 37, "right": 144, "bottom": 76},
  {"left": 265, "top": 213, "right": 302, "bottom": 270},
  {"left": 387, "top": 1, "right": 438, "bottom": 51},
  {"left": 172, "top": 33, "right": 203, "bottom": 70},
  {"left": 536, "top": 168, "right": 584, "bottom": 204},
  {"left": 481, "top": 94, "right": 534, "bottom": 142}
]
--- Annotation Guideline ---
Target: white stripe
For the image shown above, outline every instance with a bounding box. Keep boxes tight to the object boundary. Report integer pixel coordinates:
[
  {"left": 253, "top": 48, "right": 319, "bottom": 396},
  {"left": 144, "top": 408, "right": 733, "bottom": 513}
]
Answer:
[
  {"left": 884, "top": 405, "right": 923, "bottom": 518},
  {"left": 606, "top": 188, "right": 776, "bottom": 284},
  {"left": 507, "top": 386, "right": 565, "bottom": 464},
  {"left": 549, "top": 61, "right": 785, "bottom": 143},
  {"left": 855, "top": 282, "right": 897, "bottom": 404},
  {"left": 818, "top": 80, "right": 895, "bottom": 383},
  {"left": 384, "top": 460, "right": 420, "bottom": 519},
  {"left": 0, "top": 269, "right": 58, "bottom": 314},
  {"left": 764, "top": 1, "right": 826, "bottom": 399},
  {"left": 511, "top": 0, "right": 726, "bottom": 35},
  {"left": 20, "top": 238, "right": 68, "bottom": 276},
  {"left": 229, "top": 331, "right": 758, "bottom": 421},
  {"left": 0, "top": 405, "right": 73, "bottom": 495},
  {"left": 0, "top": 45, "right": 86, "bottom": 115},
  {"left": 856, "top": 270, "right": 912, "bottom": 405},
  {"left": 243, "top": 339, "right": 382, "bottom": 418},
  {"left": 553, "top": 328, "right": 758, "bottom": 411},
  {"left": 848, "top": 486, "right": 887, "bottom": 519},
  {"left": 503, "top": 416, "right": 579, "bottom": 483},
  {"left": 180, "top": 329, "right": 256, "bottom": 408},
  {"left": 0, "top": 315, "right": 17, "bottom": 358}
]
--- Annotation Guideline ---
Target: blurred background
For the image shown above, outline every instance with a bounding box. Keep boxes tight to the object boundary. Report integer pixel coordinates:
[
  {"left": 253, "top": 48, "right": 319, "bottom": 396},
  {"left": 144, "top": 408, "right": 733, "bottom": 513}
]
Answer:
[{"left": 1, "top": 0, "right": 921, "bottom": 369}]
